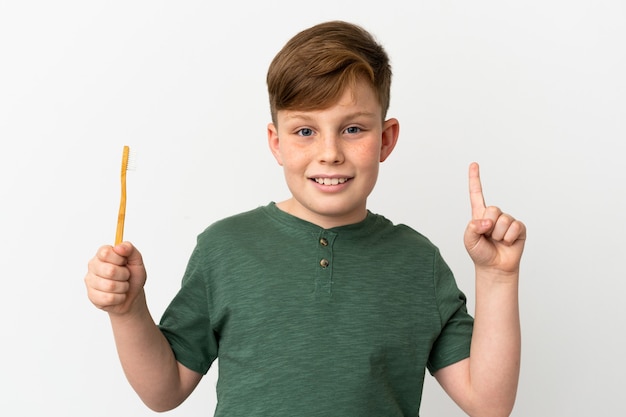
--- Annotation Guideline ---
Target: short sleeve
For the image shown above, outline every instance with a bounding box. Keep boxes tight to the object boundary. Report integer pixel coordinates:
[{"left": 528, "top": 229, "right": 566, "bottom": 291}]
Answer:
[
  {"left": 158, "top": 242, "right": 218, "bottom": 375},
  {"left": 426, "top": 251, "right": 474, "bottom": 374}
]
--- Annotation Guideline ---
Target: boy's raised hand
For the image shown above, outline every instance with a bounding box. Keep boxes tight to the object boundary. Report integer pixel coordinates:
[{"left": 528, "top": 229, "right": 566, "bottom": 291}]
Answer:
[
  {"left": 464, "top": 162, "right": 526, "bottom": 275},
  {"left": 85, "top": 242, "right": 147, "bottom": 316}
]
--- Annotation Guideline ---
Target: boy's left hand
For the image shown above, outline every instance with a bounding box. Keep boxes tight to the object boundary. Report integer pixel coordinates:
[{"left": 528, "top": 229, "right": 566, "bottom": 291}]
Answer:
[{"left": 464, "top": 162, "right": 526, "bottom": 275}]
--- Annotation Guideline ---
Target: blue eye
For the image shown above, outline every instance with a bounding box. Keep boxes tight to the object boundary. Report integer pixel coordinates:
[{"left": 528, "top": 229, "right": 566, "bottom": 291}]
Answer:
[
  {"left": 345, "top": 126, "right": 361, "bottom": 134},
  {"left": 297, "top": 128, "right": 314, "bottom": 137}
]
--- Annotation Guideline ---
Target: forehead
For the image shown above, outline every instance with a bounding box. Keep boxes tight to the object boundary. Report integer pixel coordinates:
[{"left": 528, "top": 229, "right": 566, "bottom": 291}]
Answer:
[{"left": 278, "top": 81, "right": 382, "bottom": 122}]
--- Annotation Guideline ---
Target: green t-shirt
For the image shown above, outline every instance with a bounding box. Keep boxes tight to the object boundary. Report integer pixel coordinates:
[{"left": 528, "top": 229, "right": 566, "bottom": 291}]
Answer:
[{"left": 159, "top": 203, "right": 473, "bottom": 416}]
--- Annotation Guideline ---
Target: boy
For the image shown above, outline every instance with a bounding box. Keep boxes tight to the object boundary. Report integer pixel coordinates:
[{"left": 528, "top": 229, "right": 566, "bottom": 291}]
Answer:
[{"left": 85, "top": 21, "right": 525, "bottom": 416}]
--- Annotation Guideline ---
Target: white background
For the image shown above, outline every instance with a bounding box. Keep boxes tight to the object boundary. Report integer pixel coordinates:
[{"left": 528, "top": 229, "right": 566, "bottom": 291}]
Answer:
[{"left": 1, "top": 1, "right": 624, "bottom": 416}]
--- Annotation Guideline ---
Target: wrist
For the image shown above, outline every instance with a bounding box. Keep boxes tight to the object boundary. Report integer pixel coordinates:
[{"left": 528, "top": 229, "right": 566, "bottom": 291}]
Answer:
[
  {"left": 475, "top": 266, "right": 520, "bottom": 285},
  {"left": 108, "top": 290, "right": 149, "bottom": 323}
]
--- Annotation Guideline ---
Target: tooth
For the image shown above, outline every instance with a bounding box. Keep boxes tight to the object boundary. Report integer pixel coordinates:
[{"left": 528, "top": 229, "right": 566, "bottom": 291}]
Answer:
[{"left": 314, "top": 177, "right": 348, "bottom": 185}]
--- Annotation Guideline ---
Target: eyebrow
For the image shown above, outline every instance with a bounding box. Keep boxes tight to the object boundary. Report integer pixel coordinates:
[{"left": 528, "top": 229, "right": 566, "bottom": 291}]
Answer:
[{"left": 283, "top": 110, "right": 379, "bottom": 122}]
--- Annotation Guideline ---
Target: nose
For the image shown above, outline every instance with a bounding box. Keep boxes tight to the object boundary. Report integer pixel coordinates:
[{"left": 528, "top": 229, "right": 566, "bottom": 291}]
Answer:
[{"left": 318, "top": 133, "right": 344, "bottom": 165}]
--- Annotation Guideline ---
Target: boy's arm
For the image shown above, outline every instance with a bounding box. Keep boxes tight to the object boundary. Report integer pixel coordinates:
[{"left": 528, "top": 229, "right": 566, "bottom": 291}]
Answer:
[
  {"left": 85, "top": 243, "right": 202, "bottom": 412},
  {"left": 434, "top": 163, "right": 525, "bottom": 417}
]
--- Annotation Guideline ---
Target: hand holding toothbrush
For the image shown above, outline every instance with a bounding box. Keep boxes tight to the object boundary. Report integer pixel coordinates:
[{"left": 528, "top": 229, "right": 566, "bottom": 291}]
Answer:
[{"left": 85, "top": 242, "right": 148, "bottom": 316}]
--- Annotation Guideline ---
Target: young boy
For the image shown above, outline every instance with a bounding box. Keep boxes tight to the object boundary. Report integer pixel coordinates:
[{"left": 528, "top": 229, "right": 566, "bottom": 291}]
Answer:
[{"left": 85, "top": 21, "right": 525, "bottom": 416}]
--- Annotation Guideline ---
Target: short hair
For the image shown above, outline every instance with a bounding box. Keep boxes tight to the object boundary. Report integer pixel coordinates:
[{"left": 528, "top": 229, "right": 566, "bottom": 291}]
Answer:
[{"left": 267, "top": 21, "right": 392, "bottom": 124}]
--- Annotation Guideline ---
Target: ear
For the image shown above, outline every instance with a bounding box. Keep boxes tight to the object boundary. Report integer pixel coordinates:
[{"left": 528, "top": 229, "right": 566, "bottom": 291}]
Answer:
[
  {"left": 379, "top": 118, "right": 400, "bottom": 162},
  {"left": 267, "top": 122, "right": 283, "bottom": 166}
]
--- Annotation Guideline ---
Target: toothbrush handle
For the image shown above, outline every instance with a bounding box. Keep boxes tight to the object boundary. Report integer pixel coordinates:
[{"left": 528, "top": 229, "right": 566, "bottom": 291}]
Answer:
[{"left": 115, "top": 146, "right": 129, "bottom": 245}]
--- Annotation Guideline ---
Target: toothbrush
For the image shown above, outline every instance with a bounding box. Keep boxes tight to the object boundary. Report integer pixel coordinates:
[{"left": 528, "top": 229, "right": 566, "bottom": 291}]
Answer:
[{"left": 115, "top": 145, "right": 134, "bottom": 245}]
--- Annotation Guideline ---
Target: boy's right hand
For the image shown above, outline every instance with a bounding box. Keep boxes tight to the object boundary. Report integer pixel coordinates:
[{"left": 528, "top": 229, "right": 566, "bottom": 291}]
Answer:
[{"left": 85, "top": 242, "right": 147, "bottom": 316}]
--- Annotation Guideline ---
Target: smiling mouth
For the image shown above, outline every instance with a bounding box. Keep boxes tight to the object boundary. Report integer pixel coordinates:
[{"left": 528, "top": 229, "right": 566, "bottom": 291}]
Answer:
[{"left": 312, "top": 177, "right": 349, "bottom": 185}]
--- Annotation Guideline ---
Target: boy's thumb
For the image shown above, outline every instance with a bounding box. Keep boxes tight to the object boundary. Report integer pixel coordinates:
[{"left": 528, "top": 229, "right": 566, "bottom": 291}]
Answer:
[
  {"left": 464, "top": 219, "right": 492, "bottom": 248},
  {"left": 113, "top": 241, "right": 144, "bottom": 266}
]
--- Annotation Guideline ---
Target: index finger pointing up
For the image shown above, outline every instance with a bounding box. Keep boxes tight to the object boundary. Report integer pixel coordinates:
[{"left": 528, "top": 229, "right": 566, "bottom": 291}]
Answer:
[{"left": 469, "top": 162, "right": 487, "bottom": 219}]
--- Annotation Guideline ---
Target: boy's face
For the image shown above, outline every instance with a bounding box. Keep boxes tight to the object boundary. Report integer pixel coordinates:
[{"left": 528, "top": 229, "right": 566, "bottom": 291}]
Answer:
[{"left": 268, "top": 80, "right": 399, "bottom": 229}]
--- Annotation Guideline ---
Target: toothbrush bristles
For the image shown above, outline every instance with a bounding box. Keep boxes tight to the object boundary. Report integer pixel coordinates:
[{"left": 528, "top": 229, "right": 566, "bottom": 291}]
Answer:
[{"left": 126, "top": 148, "right": 137, "bottom": 171}]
